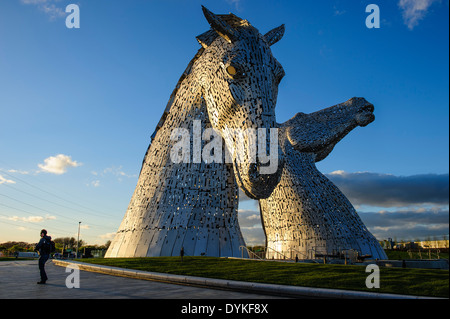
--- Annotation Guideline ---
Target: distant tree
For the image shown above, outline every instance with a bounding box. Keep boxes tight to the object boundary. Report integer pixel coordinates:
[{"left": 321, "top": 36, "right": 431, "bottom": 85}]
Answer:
[
  {"left": 77, "top": 239, "right": 85, "bottom": 248},
  {"left": 54, "top": 237, "right": 77, "bottom": 249},
  {"left": 9, "top": 244, "right": 25, "bottom": 253}
]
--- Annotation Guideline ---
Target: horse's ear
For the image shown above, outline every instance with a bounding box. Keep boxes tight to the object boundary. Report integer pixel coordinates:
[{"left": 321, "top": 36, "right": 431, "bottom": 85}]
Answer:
[
  {"left": 202, "top": 6, "right": 237, "bottom": 43},
  {"left": 263, "top": 24, "right": 285, "bottom": 46},
  {"left": 196, "top": 30, "right": 218, "bottom": 49}
]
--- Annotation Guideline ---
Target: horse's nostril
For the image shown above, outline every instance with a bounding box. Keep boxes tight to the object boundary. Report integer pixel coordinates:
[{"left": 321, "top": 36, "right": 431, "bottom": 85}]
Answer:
[
  {"left": 364, "top": 104, "right": 374, "bottom": 112},
  {"left": 249, "top": 163, "right": 259, "bottom": 176}
]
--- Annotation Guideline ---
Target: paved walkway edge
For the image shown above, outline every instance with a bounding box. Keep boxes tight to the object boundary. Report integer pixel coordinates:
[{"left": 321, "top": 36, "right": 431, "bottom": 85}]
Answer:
[{"left": 52, "top": 260, "right": 440, "bottom": 299}]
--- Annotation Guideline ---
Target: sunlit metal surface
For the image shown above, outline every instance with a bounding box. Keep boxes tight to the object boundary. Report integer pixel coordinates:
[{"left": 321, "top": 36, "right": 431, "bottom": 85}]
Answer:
[
  {"left": 106, "top": 8, "right": 285, "bottom": 257},
  {"left": 260, "top": 98, "right": 388, "bottom": 260}
]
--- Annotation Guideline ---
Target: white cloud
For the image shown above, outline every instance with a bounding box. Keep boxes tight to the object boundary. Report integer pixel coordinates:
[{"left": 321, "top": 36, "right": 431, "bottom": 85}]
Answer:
[
  {"left": 38, "top": 154, "right": 82, "bottom": 175},
  {"left": 0, "top": 174, "right": 16, "bottom": 185},
  {"left": 238, "top": 207, "right": 264, "bottom": 245},
  {"left": 328, "top": 170, "right": 346, "bottom": 176},
  {"left": 7, "top": 169, "right": 30, "bottom": 175},
  {"left": 326, "top": 171, "right": 449, "bottom": 207},
  {"left": 398, "top": 0, "right": 440, "bottom": 30},
  {"left": 3, "top": 215, "right": 56, "bottom": 223},
  {"left": 241, "top": 227, "right": 265, "bottom": 246},
  {"left": 99, "top": 232, "right": 116, "bottom": 240},
  {"left": 226, "top": 0, "right": 242, "bottom": 11},
  {"left": 246, "top": 214, "right": 260, "bottom": 221},
  {"left": 89, "top": 180, "right": 100, "bottom": 187},
  {"left": 21, "top": 0, "right": 49, "bottom": 4},
  {"left": 86, "top": 166, "right": 135, "bottom": 188},
  {"left": 359, "top": 207, "right": 449, "bottom": 240},
  {"left": 333, "top": 6, "right": 346, "bottom": 16},
  {"left": 240, "top": 224, "right": 263, "bottom": 230},
  {"left": 20, "top": 0, "right": 66, "bottom": 20},
  {"left": 103, "top": 166, "right": 135, "bottom": 179},
  {"left": 92, "top": 165, "right": 136, "bottom": 180}
]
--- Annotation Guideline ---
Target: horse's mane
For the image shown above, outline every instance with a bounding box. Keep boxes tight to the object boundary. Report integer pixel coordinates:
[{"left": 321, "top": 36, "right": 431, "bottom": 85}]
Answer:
[
  {"left": 149, "top": 13, "right": 251, "bottom": 142},
  {"left": 139, "top": 48, "right": 204, "bottom": 172},
  {"left": 140, "top": 14, "right": 253, "bottom": 171}
]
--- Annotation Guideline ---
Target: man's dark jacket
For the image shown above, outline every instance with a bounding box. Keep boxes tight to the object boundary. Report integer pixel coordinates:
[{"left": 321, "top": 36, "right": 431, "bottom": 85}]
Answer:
[{"left": 35, "top": 235, "right": 52, "bottom": 255}]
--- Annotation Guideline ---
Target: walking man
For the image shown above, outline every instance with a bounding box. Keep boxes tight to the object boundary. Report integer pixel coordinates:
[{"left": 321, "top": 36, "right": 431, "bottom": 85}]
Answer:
[{"left": 35, "top": 229, "right": 52, "bottom": 284}]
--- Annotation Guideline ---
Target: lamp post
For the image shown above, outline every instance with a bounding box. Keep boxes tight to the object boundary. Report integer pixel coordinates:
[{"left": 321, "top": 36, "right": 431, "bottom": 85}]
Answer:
[{"left": 76, "top": 221, "right": 81, "bottom": 258}]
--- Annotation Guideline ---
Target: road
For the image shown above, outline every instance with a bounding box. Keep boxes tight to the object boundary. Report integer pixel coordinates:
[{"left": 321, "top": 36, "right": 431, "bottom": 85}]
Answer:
[{"left": 0, "top": 259, "right": 286, "bottom": 299}]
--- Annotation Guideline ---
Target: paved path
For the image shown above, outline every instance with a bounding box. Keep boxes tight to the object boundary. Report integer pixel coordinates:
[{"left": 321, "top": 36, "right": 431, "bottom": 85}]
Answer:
[{"left": 0, "top": 260, "right": 285, "bottom": 299}]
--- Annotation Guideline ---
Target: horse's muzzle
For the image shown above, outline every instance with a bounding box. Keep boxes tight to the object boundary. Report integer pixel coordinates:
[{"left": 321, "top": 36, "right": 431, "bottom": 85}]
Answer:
[{"left": 234, "top": 148, "right": 284, "bottom": 200}]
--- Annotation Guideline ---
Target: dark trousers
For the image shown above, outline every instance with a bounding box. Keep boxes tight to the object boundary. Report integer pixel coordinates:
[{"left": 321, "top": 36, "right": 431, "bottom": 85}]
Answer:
[{"left": 38, "top": 254, "right": 49, "bottom": 282}]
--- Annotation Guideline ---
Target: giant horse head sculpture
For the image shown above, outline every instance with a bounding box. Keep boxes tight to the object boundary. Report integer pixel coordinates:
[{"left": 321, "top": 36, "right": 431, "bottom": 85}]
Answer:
[{"left": 192, "top": 6, "right": 286, "bottom": 199}]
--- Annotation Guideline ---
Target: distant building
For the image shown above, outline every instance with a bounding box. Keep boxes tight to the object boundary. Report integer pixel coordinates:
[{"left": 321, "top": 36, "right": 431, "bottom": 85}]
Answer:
[
  {"left": 416, "top": 240, "right": 449, "bottom": 249},
  {"left": 393, "top": 240, "right": 449, "bottom": 250}
]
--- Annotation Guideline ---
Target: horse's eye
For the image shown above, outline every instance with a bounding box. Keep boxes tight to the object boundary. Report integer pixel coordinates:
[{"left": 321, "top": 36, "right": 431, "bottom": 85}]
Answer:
[{"left": 226, "top": 65, "right": 237, "bottom": 76}]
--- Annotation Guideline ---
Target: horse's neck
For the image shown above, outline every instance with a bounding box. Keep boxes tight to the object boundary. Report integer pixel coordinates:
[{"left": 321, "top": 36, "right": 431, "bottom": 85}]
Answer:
[
  {"left": 141, "top": 51, "right": 205, "bottom": 171},
  {"left": 144, "top": 72, "right": 207, "bottom": 168},
  {"left": 282, "top": 106, "right": 357, "bottom": 159},
  {"left": 167, "top": 78, "right": 208, "bottom": 136}
]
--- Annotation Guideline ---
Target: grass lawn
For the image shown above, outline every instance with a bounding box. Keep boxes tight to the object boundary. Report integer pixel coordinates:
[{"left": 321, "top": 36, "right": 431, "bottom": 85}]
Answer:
[{"left": 79, "top": 257, "right": 449, "bottom": 298}]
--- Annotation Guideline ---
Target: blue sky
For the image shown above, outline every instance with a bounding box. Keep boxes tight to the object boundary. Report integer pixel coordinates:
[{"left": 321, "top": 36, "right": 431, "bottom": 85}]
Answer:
[{"left": 0, "top": 0, "right": 448, "bottom": 246}]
